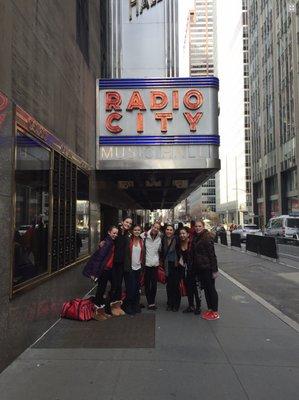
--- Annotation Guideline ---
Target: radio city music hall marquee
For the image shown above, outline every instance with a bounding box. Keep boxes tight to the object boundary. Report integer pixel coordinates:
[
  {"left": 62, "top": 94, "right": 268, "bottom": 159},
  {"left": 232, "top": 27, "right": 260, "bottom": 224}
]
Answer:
[
  {"left": 104, "top": 89, "right": 203, "bottom": 134},
  {"left": 96, "top": 77, "right": 219, "bottom": 168}
]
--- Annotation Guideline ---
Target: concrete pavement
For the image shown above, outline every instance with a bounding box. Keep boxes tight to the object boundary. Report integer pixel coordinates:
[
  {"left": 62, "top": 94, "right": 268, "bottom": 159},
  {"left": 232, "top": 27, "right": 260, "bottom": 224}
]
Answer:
[
  {"left": 1, "top": 248, "right": 299, "bottom": 400},
  {"left": 216, "top": 243, "right": 299, "bottom": 324}
]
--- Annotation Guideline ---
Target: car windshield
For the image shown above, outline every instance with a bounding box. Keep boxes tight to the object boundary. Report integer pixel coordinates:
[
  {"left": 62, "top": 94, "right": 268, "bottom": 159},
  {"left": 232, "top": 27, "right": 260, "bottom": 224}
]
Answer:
[
  {"left": 244, "top": 225, "right": 258, "bottom": 230},
  {"left": 286, "top": 218, "right": 299, "bottom": 228}
]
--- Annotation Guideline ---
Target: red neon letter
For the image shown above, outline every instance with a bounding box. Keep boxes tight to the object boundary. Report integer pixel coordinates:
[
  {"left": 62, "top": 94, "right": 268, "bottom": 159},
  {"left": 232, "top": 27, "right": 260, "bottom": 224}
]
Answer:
[
  {"left": 155, "top": 112, "right": 173, "bottom": 133},
  {"left": 172, "top": 90, "right": 179, "bottom": 110},
  {"left": 126, "top": 91, "right": 146, "bottom": 111},
  {"left": 150, "top": 91, "right": 168, "bottom": 110},
  {"left": 137, "top": 112, "right": 144, "bottom": 133},
  {"left": 183, "top": 90, "right": 203, "bottom": 110},
  {"left": 105, "top": 91, "right": 122, "bottom": 111},
  {"left": 105, "top": 113, "right": 123, "bottom": 133},
  {"left": 183, "top": 112, "right": 203, "bottom": 132}
]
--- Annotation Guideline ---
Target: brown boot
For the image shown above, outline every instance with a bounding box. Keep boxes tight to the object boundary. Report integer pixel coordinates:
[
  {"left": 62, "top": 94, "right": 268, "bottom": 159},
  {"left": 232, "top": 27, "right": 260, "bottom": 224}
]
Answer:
[
  {"left": 93, "top": 307, "right": 108, "bottom": 321},
  {"left": 110, "top": 301, "right": 125, "bottom": 316}
]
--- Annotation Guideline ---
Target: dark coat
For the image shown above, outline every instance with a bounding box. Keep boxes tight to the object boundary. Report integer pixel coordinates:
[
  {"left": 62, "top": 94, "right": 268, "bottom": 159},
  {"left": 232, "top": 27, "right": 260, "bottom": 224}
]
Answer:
[
  {"left": 114, "top": 230, "right": 131, "bottom": 264},
  {"left": 124, "top": 237, "right": 144, "bottom": 273},
  {"left": 82, "top": 236, "right": 114, "bottom": 279},
  {"left": 176, "top": 241, "right": 192, "bottom": 270},
  {"left": 191, "top": 229, "right": 218, "bottom": 273}
]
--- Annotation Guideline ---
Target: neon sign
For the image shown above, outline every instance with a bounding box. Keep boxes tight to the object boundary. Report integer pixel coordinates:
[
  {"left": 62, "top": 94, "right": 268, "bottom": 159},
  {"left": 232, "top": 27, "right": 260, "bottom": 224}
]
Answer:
[{"left": 104, "top": 89, "right": 204, "bottom": 134}]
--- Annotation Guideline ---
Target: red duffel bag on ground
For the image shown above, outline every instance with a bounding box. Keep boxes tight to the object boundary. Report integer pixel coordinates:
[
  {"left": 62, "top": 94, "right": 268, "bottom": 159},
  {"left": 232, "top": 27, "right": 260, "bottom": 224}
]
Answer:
[
  {"left": 61, "top": 298, "right": 95, "bottom": 321},
  {"left": 156, "top": 265, "right": 166, "bottom": 284}
]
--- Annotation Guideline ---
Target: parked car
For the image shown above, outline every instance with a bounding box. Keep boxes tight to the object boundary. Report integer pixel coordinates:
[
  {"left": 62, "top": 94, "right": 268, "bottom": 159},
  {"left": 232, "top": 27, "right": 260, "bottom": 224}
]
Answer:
[
  {"left": 232, "top": 224, "right": 261, "bottom": 242},
  {"left": 265, "top": 215, "right": 299, "bottom": 239}
]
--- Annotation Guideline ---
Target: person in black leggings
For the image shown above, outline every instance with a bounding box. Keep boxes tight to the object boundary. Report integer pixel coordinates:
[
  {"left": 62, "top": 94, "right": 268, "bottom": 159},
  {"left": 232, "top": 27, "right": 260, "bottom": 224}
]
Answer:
[{"left": 191, "top": 220, "right": 220, "bottom": 320}]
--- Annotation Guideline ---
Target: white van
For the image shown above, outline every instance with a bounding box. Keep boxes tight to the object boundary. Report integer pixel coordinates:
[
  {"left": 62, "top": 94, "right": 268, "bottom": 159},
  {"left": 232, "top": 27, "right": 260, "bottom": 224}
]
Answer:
[{"left": 265, "top": 215, "right": 299, "bottom": 239}]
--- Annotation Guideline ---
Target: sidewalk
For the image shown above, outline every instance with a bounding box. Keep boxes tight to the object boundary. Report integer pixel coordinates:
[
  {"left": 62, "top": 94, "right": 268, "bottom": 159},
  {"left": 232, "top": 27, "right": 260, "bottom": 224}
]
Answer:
[
  {"left": 1, "top": 258, "right": 299, "bottom": 399},
  {"left": 215, "top": 243, "right": 299, "bottom": 324}
]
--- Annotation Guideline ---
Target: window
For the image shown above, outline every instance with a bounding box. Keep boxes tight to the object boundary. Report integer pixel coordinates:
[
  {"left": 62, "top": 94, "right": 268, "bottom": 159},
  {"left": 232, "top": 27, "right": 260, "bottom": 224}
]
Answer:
[
  {"left": 286, "top": 218, "right": 299, "bottom": 228},
  {"left": 13, "top": 131, "right": 50, "bottom": 286},
  {"left": 13, "top": 119, "right": 90, "bottom": 292},
  {"left": 76, "top": 170, "right": 90, "bottom": 258}
]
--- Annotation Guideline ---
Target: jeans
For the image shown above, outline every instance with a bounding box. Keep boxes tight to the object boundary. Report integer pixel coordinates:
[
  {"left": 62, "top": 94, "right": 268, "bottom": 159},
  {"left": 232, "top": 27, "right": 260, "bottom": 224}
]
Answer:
[
  {"left": 124, "top": 269, "right": 141, "bottom": 312},
  {"left": 199, "top": 269, "right": 218, "bottom": 311},
  {"left": 144, "top": 266, "right": 157, "bottom": 305},
  {"left": 112, "top": 262, "right": 124, "bottom": 301},
  {"left": 94, "top": 269, "right": 114, "bottom": 308},
  {"left": 185, "top": 269, "right": 201, "bottom": 309},
  {"left": 166, "top": 263, "right": 182, "bottom": 310}
]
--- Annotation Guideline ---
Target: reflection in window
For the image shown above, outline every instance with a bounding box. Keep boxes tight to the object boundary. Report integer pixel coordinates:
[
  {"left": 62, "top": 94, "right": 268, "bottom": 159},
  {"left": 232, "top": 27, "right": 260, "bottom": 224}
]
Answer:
[
  {"left": 13, "top": 132, "right": 50, "bottom": 285},
  {"left": 76, "top": 170, "right": 89, "bottom": 258}
]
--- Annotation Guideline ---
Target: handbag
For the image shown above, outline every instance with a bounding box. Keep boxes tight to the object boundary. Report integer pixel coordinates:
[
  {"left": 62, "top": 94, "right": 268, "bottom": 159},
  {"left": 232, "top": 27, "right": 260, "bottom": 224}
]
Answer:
[
  {"left": 61, "top": 298, "right": 95, "bottom": 321},
  {"left": 156, "top": 265, "right": 166, "bottom": 284},
  {"left": 179, "top": 279, "right": 187, "bottom": 297}
]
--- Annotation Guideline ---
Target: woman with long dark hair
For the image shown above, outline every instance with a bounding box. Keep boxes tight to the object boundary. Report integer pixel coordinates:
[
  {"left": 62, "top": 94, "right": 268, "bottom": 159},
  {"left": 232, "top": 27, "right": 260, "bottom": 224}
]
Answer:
[
  {"left": 83, "top": 225, "right": 121, "bottom": 319},
  {"left": 177, "top": 226, "right": 201, "bottom": 315},
  {"left": 161, "top": 224, "right": 181, "bottom": 311},
  {"left": 191, "top": 220, "right": 220, "bottom": 320}
]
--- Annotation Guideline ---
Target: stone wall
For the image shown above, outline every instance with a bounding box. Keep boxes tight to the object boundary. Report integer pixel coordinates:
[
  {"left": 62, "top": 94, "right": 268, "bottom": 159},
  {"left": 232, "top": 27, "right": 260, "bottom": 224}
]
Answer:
[{"left": 0, "top": 0, "right": 102, "bottom": 371}]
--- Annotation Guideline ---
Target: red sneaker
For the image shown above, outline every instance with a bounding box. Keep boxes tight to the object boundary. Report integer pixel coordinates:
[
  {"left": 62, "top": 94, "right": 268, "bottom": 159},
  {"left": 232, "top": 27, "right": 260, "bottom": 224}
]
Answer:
[
  {"left": 203, "top": 311, "right": 220, "bottom": 320},
  {"left": 201, "top": 310, "right": 212, "bottom": 318}
]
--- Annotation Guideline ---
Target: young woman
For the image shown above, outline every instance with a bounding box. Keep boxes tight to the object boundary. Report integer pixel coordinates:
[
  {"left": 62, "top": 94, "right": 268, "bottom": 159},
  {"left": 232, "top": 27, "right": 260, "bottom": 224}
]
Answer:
[
  {"left": 141, "top": 222, "right": 162, "bottom": 310},
  {"left": 177, "top": 226, "right": 201, "bottom": 315},
  {"left": 112, "top": 217, "right": 133, "bottom": 302},
  {"left": 191, "top": 220, "right": 220, "bottom": 320},
  {"left": 123, "top": 225, "right": 144, "bottom": 315},
  {"left": 83, "top": 226, "right": 123, "bottom": 318},
  {"left": 99, "top": 217, "right": 132, "bottom": 304},
  {"left": 82, "top": 225, "right": 118, "bottom": 283},
  {"left": 161, "top": 224, "right": 181, "bottom": 311}
]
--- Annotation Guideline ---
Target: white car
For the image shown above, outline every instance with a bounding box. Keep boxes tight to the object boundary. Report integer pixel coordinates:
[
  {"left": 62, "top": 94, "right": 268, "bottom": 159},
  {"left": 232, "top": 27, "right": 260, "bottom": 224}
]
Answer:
[
  {"left": 232, "top": 224, "right": 261, "bottom": 242},
  {"left": 265, "top": 215, "right": 299, "bottom": 239}
]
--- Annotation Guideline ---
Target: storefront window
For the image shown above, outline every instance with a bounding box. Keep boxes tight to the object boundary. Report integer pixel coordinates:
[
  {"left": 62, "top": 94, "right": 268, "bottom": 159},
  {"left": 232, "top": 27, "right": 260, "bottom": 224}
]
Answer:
[
  {"left": 13, "top": 131, "right": 50, "bottom": 286},
  {"left": 76, "top": 170, "right": 90, "bottom": 258}
]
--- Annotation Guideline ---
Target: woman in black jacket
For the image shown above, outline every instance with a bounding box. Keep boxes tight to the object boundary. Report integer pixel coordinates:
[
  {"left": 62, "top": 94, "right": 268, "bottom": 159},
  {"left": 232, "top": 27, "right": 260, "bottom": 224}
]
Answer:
[
  {"left": 191, "top": 220, "right": 220, "bottom": 320},
  {"left": 161, "top": 224, "right": 180, "bottom": 311},
  {"left": 177, "top": 226, "right": 201, "bottom": 315}
]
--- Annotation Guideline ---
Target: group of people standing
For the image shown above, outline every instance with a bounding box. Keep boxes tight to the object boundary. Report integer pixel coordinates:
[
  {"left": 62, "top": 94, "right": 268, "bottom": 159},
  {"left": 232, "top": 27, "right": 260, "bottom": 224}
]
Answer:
[{"left": 83, "top": 217, "right": 220, "bottom": 321}]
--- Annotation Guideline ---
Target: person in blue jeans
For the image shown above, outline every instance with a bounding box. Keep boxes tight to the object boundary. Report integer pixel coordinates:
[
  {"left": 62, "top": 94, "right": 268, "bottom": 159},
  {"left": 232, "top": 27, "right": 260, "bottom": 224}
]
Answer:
[{"left": 123, "top": 225, "right": 144, "bottom": 315}]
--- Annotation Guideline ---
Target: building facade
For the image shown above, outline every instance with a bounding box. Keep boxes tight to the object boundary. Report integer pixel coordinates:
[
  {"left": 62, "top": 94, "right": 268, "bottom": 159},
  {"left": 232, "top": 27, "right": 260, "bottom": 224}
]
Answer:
[
  {"left": 98, "top": 0, "right": 220, "bottom": 215},
  {"left": 215, "top": 0, "right": 252, "bottom": 226},
  {"left": 248, "top": 0, "right": 299, "bottom": 226},
  {"left": 0, "top": 0, "right": 107, "bottom": 371},
  {"left": 186, "top": 0, "right": 218, "bottom": 219},
  {"left": 0, "top": 0, "right": 220, "bottom": 371}
]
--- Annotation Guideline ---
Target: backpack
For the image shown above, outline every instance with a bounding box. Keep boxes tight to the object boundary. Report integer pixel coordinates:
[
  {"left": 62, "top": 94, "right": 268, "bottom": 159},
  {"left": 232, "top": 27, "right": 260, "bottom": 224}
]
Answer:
[{"left": 61, "top": 298, "right": 95, "bottom": 321}]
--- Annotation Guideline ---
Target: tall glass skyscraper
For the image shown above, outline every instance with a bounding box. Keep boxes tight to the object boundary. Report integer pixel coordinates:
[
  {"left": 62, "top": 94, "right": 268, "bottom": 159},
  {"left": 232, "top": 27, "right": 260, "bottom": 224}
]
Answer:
[
  {"left": 187, "top": 0, "right": 218, "bottom": 217},
  {"left": 249, "top": 0, "right": 299, "bottom": 225}
]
